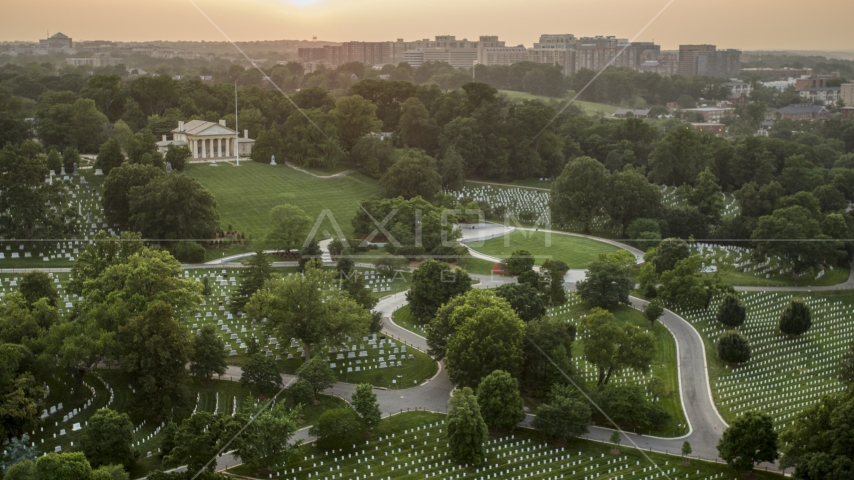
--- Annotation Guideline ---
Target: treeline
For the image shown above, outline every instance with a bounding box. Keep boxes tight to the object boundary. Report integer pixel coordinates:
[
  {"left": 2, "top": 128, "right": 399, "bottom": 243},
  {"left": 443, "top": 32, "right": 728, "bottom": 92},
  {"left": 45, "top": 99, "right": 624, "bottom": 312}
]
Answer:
[{"left": 741, "top": 53, "right": 854, "bottom": 79}]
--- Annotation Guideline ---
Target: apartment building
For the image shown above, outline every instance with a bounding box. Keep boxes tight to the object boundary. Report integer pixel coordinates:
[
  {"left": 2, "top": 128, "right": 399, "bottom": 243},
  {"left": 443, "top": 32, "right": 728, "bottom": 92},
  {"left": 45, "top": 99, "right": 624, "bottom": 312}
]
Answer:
[
  {"left": 678, "top": 45, "right": 741, "bottom": 78},
  {"left": 841, "top": 84, "right": 854, "bottom": 107},
  {"left": 526, "top": 34, "right": 577, "bottom": 75}
]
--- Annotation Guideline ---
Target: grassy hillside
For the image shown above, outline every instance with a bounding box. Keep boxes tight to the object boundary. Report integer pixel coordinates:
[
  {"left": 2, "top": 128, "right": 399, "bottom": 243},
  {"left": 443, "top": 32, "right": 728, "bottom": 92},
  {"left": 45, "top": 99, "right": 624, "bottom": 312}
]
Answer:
[
  {"left": 499, "top": 89, "right": 618, "bottom": 115},
  {"left": 185, "top": 162, "right": 381, "bottom": 241}
]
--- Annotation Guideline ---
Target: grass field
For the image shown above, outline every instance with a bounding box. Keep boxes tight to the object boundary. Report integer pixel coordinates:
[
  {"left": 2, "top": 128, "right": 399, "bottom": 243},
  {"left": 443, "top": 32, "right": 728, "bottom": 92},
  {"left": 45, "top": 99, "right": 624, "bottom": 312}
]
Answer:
[
  {"left": 184, "top": 162, "right": 381, "bottom": 241},
  {"left": 228, "top": 411, "right": 783, "bottom": 480},
  {"left": 498, "top": 90, "right": 619, "bottom": 116},
  {"left": 472, "top": 230, "right": 621, "bottom": 269},
  {"left": 548, "top": 295, "right": 688, "bottom": 438},
  {"left": 457, "top": 256, "right": 498, "bottom": 276},
  {"left": 676, "top": 291, "right": 853, "bottom": 429},
  {"left": 391, "top": 305, "right": 427, "bottom": 338}
]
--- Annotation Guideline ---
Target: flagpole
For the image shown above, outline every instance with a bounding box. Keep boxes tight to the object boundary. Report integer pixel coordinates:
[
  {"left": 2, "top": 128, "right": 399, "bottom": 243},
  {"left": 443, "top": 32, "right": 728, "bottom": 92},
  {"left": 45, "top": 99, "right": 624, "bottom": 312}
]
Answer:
[{"left": 235, "top": 78, "right": 240, "bottom": 166}]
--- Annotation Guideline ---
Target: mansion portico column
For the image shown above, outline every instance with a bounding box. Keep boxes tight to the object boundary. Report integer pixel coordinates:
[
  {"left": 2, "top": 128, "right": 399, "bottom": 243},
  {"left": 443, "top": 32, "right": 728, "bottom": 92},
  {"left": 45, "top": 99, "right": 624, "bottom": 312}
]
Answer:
[
  {"left": 218, "top": 137, "right": 225, "bottom": 158},
  {"left": 202, "top": 138, "right": 207, "bottom": 158}
]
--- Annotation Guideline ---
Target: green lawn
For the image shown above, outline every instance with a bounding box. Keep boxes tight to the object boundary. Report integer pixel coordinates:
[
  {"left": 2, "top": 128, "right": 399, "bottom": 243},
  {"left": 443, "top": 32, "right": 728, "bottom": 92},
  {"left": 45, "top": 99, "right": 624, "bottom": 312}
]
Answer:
[
  {"left": 498, "top": 90, "right": 619, "bottom": 116},
  {"left": 184, "top": 162, "right": 381, "bottom": 241},
  {"left": 228, "top": 411, "right": 783, "bottom": 480},
  {"left": 391, "top": 305, "right": 426, "bottom": 338},
  {"left": 457, "top": 256, "right": 498, "bottom": 276},
  {"left": 676, "top": 291, "right": 853, "bottom": 429},
  {"left": 335, "top": 343, "right": 437, "bottom": 389},
  {"left": 472, "top": 230, "right": 620, "bottom": 269},
  {"left": 549, "top": 295, "right": 688, "bottom": 437}
]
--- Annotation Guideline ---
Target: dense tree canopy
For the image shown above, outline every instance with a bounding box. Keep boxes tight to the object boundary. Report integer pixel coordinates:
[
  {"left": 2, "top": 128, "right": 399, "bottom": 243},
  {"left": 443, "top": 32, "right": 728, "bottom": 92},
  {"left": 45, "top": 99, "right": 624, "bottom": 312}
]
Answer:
[
  {"left": 245, "top": 266, "right": 372, "bottom": 361},
  {"left": 407, "top": 259, "right": 472, "bottom": 324},
  {"left": 127, "top": 174, "right": 220, "bottom": 241}
]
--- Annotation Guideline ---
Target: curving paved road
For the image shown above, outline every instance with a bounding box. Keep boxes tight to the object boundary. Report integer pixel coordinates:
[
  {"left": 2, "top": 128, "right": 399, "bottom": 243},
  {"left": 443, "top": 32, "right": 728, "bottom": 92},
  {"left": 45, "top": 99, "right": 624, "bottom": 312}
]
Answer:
[{"left": 18, "top": 233, "right": 841, "bottom": 475}]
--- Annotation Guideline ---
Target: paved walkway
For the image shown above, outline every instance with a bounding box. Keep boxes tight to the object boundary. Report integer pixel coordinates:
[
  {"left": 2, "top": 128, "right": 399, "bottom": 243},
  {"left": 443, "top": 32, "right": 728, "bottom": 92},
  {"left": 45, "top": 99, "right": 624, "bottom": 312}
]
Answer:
[
  {"left": 284, "top": 162, "right": 355, "bottom": 179},
  {"left": 17, "top": 231, "right": 830, "bottom": 476}
]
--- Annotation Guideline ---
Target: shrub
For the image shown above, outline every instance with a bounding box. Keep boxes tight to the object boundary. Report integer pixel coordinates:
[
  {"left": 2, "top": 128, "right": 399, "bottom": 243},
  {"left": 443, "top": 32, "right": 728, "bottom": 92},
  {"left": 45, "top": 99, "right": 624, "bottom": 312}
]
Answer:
[
  {"left": 717, "top": 331, "right": 751, "bottom": 364},
  {"left": 309, "top": 408, "right": 365, "bottom": 450},
  {"left": 716, "top": 293, "right": 746, "bottom": 329},
  {"left": 171, "top": 242, "right": 206, "bottom": 263},
  {"left": 779, "top": 299, "right": 811, "bottom": 337},
  {"left": 286, "top": 379, "right": 314, "bottom": 409}
]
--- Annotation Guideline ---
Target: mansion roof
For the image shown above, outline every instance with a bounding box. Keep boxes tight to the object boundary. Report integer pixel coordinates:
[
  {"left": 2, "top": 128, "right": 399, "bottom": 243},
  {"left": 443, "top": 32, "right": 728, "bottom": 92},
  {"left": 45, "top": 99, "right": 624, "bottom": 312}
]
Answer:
[{"left": 172, "top": 120, "right": 236, "bottom": 137}]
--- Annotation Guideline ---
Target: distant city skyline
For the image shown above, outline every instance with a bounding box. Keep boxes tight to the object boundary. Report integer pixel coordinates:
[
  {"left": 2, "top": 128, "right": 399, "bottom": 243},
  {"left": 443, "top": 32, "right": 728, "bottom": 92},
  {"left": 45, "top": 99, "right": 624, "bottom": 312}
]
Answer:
[{"left": 2, "top": 0, "right": 853, "bottom": 52}]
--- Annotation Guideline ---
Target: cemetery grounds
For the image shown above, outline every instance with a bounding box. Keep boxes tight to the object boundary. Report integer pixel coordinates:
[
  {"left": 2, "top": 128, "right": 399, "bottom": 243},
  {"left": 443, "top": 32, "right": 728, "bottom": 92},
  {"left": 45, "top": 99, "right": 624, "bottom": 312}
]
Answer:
[
  {"left": 30, "top": 365, "right": 346, "bottom": 478},
  {"left": 546, "top": 294, "right": 688, "bottom": 438},
  {"left": 0, "top": 265, "right": 433, "bottom": 478},
  {"left": 227, "top": 411, "right": 784, "bottom": 480},
  {"left": 674, "top": 290, "right": 853, "bottom": 430},
  {"left": 451, "top": 183, "right": 850, "bottom": 287}
]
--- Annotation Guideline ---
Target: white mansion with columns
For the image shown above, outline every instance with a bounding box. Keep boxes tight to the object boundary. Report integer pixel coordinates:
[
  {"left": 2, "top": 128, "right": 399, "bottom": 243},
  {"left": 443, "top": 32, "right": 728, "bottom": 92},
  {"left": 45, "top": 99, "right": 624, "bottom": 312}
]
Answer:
[{"left": 157, "top": 120, "right": 254, "bottom": 159}]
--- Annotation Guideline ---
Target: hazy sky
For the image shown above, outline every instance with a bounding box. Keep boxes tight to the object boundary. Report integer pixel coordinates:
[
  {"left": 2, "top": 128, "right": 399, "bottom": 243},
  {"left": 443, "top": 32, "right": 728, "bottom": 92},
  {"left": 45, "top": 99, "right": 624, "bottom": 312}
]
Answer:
[{"left": 4, "top": 0, "right": 853, "bottom": 52}]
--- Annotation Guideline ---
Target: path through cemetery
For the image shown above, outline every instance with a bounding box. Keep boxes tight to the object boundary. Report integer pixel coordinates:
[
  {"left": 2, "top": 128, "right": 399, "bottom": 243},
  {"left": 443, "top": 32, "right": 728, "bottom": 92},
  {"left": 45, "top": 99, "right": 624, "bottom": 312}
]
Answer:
[{"left": 10, "top": 242, "right": 842, "bottom": 476}]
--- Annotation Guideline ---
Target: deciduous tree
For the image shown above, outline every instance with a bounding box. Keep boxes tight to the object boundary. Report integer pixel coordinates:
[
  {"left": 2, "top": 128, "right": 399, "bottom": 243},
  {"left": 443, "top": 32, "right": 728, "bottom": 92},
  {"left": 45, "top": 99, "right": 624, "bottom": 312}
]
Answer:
[
  {"left": 351, "top": 383, "right": 381, "bottom": 429},
  {"left": 119, "top": 301, "right": 193, "bottom": 417},
  {"left": 380, "top": 149, "right": 442, "bottom": 201},
  {"left": 506, "top": 249, "right": 535, "bottom": 277},
  {"left": 717, "top": 331, "right": 751, "bottom": 364},
  {"left": 18, "top": 271, "right": 58, "bottom": 308},
  {"left": 576, "top": 251, "right": 635, "bottom": 308},
  {"left": 716, "top": 293, "right": 746, "bottom": 329},
  {"left": 717, "top": 411, "right": 779, "bottom": 472},
  {"left": 494, "top": 283, "right": 545, "bottom": 322},
  {"left": 331, "top": 94, "right": 382, "bottom": 151},
  {"left": 245, "top": 266, "right": 372, "bottom": 361},
  {"left": 550, "top": 156, "right": 610, "bottom": 233},
  {"left": 266, "top": 204, "right": 312, "bottom": 253},
  {"left": 532, "top": 384, "right": 591, "bottom": 441},
  {"left": 643, "top": 300, "right": 664, "bottom": 328},
  {"left": 579, "top": 308, "right": 655, "bottom": 386},
  {"left": 231, "top": 252, "right": 273, "bottom": 315},
  {"left": 240, "top": 353, "right": 282, "bottom": 394},
  {"left": 189, "top": 325, "right": 227, "bottom": 382},
  {"left": 234, "top": 399, "right": 302, "bottom": 471},
  {"left": 127, "top": 175, "right": 220, "bottom": 241},
  {"left": 80, "top": 408, "right": 136, "bottom": 469},
  {"left": 407, "top": 259, "right": 472, "bottom": 324},
  {"left": 298, "top": 358, "right": 336, "bottom": 398},
  {"left": 476, "top": 370, "right": 525, "bottom": 430},
  {"left": 445, "top": 304, "right": 526, "bottom": 388},
  {"left": 779, "top": 299, "right": 812, "bottom": 337},
  {"left": 309, "top": 408, "right": 365, "bottom": 450},
  {"left": 102, "top": 164, "right": 164, "bottom": 228},
  {"left": 446, "top": 387, "right": 488, "bottom": 466}
]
